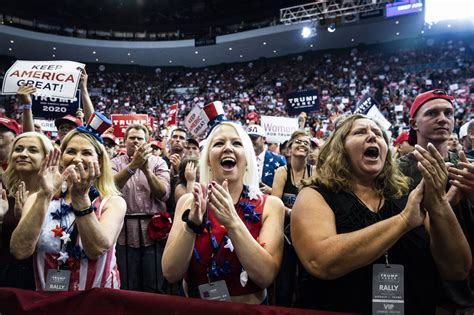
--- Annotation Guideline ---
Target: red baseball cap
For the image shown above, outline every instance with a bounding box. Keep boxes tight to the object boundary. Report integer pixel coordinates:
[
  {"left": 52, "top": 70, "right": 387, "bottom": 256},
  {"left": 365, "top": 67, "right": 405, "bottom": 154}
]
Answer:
[
  {"left": 0, "top": 117, "right": 21, "bottom": 134},
  {"left": 150, "top": 140, "right": 162, "bottom": 149},
  {"left": 408, "top": 90, "right": 454, "bottom": 145},
  {"left": 102, "top": 133, "right": 118, "bottom": 145},
  {"left": 393, "top": 132, "right": 409, "bottom": 146},
  {"left": 54, "top": 115, "right": 82, "bottom": 128}
]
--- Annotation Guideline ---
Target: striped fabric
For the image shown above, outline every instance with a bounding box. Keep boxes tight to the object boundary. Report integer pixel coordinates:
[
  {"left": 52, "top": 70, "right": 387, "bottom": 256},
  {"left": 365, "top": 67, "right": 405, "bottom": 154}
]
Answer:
[{"left": 34, "top": 197, "right": 120, "bottom": 291}]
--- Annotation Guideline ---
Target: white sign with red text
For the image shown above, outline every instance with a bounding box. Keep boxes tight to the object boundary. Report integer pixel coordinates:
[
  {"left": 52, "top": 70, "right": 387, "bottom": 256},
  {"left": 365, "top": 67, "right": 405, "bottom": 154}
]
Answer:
[
  {"left": 184, "top": 105, "right": 209, "bottom": 137},
  {"left": 1, "top": 60, "right": 84, "bottom": 99},
  {"left": 260, "top": 115, "right": 298, "bottom": 144}
]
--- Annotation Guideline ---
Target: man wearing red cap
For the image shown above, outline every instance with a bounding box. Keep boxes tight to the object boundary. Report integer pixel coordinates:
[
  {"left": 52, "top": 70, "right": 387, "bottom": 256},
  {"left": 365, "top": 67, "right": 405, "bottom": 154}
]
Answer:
[
  {"left": 398, "top": 90, "right": 474, "bottom": 313},
  {"left": 55, "top": 115, "right": 82, "bottom": 143},
  {"left": 393, "top": 131, "right": 413, "bottom": 158},
  {"left": 102, "top": 133, "right": 118, "bottom": 159}
]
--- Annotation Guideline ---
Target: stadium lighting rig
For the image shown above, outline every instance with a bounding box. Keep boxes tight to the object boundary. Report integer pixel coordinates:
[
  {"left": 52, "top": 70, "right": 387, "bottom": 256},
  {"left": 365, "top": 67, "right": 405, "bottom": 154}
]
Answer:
[{"left": 280, "top": 0, "right": 392, "bottom": 25}]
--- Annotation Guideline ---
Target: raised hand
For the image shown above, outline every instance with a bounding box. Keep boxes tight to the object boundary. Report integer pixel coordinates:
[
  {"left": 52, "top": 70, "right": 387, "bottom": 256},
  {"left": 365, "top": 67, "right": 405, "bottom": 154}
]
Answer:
[
  {"left": 69, "top": 161, "right": 101, "bottom": 198},
  {"left": 208, "top": 180, "right": 240, "bottom": 228},
  {"left": 14, "top": 181, "right": 29, "bottom": 219},
  {"left": 184, "top": 161, "right": 197, "bottom": 183},
  {"left": 400, "top": 180, "right": 425, "bottom": 229},
  {"left": 170, "top": 154, "right": 181, "bottom": 176},
  {"left": 130, "top": 143, "right": 152, "bottom": 170},
  {"left": 447, "top": 150, "right": 474, "bottom": 203},
  {"left": 38, "top": 148, "right": 62, "bottom": 196},
  {"left": 413, "top": 143, "right": 448, "bottom": 211},
  {"left": 78, "top": 67, "right": 88, "bottom": 90},
  {"left": 188, "top": 182, "right": 206, "bottom": 225},
  {"left": 16, "top": 84, "right": 36, "bottom": 105},
  {"left": 0, "top": 182, "right": 8, "bottom": 221}
]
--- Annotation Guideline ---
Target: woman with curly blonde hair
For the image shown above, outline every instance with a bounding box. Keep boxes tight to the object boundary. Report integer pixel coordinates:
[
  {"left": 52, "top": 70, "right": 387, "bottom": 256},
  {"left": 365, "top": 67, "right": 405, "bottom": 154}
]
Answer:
[{"left": 291, "top": 114, "right": 471, "bottom": 314}]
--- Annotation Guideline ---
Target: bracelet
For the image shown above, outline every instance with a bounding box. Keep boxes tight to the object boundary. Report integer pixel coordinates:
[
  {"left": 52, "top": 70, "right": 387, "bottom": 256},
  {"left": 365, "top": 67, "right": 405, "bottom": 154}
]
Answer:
[
  {"left": 73, "top": 204, "right": 96, "bottom": 217},
  {"left": 126, "top": 166, "right": 137, "bottom": 175},
  {"left": 20, "top": 104, "right": 32, "bottom": 110},
  {"left": 181, "top": 209, "right": 205, "bottom": 234}
]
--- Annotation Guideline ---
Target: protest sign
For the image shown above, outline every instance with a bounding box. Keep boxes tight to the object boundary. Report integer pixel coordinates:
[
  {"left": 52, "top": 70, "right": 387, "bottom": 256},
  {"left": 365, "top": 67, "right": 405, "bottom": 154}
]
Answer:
[
  {"left": 184, "top": 105, "right": 209, "bottom": 137},
  {"left": 111, "top": 114, "right": 150, "bottom": 138},
  {"left": 166, "top": 104, "right": 178, "bottom": 127},
  {"left": 32, "top": 89, "right": 81, "bottom": 119},
  {"left": 34, "top": 119, "right": 57, "bottom": 132},
  {"left": 353, "top": 93, "right": 392, "bottom": 132},
  {"left": 353, "top": 93, "right": 380, "bottom": 114},
  {"left": 286, "top": 90, "right": 320, "bottom": 116},
  {"left": 261, "top": 115, "right": 298, "bottom": 144},
  {"left": 1, "top": 60, "right": 84, "bottom": 99}
]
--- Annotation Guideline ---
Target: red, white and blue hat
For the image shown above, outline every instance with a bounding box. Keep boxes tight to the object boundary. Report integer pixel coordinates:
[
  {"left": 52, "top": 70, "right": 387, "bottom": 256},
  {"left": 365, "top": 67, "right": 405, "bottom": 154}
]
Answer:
[
  {"left": 203, "top": 101, "right": 227, "bottom": 134},
  {"left": 77, "top": 112, "right": 112, "bottom": 144}
]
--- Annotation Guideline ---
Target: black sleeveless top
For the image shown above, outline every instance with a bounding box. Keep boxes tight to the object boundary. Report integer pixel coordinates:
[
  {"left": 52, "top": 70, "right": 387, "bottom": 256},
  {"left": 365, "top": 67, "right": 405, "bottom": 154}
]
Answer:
[
  {"left": 296, "top": 186, "right": 439, "bottom": 315},
  {"left": 282, "top": 164, "right": 312, "bottom": 209}
]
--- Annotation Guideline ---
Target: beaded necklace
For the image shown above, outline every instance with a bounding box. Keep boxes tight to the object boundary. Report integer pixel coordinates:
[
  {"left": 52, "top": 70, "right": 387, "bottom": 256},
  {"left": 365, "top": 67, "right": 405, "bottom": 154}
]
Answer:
[
  {"left": 50, "top": 184, "right": 100, "bottom": 269},
  {"left": 192, "top": 185, "right": 261, "bottom": 283}
]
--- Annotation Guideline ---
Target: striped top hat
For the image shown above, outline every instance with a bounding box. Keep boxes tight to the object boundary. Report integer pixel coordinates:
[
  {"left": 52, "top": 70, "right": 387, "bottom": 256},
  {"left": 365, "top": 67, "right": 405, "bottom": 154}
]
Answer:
[
  {"left": 203, "top": 101, "right": 226, "bottom": 130},
  {"left": 77, "top": 112, "right": 112, "bottom": 144}
]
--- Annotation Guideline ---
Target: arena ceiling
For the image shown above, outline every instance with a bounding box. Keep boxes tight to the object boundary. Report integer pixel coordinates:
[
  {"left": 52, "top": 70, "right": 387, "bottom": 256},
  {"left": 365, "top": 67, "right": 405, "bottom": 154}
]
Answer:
[{"left": 2, "top": 0, "right": 309, "bottom": 33}]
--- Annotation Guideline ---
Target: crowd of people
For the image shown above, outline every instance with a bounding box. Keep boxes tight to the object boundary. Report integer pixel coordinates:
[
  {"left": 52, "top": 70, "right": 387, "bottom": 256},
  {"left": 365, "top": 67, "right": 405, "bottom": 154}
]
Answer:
[{"left": 0, "top": 34, "right": 473, "bottom": 314}]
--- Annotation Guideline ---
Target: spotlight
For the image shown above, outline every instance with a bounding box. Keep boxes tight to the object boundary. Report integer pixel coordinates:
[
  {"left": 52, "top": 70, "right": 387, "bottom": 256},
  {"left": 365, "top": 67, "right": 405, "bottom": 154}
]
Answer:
[
  {"left": 301, "top": 27, "right": 311, "bottom": 38},
  {"left": 301, "top": 22, "right": 317, "bottom": 38},
  {"left": 327, "top": 23, "right": 336, "bottom": 33}
]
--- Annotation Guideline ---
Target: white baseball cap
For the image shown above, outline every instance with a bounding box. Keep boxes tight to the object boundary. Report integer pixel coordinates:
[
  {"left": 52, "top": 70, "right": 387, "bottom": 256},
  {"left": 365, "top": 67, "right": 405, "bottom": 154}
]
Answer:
[{"left": 246, "top": 124, "right": 266, "bottom": 137}]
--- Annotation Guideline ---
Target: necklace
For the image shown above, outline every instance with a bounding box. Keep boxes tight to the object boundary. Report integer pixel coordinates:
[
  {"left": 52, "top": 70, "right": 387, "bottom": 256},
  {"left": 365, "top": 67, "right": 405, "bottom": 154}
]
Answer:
[
  {"left": 290, "top": 164, "right": 307, "bottom": 189},
  {"left": 193, "top": 185, "right": 261, "bottom": 282}
]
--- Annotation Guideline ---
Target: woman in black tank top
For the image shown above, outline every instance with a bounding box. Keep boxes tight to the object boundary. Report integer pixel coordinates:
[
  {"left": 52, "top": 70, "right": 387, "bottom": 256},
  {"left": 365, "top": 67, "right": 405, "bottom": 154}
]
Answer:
[{"left": 272, "top": 130, "right": 315, "bottom": 307}]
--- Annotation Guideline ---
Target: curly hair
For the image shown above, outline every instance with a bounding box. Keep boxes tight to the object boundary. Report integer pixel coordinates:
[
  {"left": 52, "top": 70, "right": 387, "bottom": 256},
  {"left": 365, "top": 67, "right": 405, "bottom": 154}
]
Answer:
[{"left": 303, "top": 114, "right": 409, "bottom": 199}]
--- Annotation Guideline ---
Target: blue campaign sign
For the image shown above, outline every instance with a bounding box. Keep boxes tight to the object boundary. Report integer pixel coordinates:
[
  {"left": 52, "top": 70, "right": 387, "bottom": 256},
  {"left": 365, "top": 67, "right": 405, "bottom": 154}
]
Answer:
[
  {"left": 286, "top": 90, "right": 320, "bottom": 116},
  {"left": 32, "top": 89, "right": 81, "bottom": 119},
  {"left": 353, "top": 93, "right": 380, "bottom": 114}
]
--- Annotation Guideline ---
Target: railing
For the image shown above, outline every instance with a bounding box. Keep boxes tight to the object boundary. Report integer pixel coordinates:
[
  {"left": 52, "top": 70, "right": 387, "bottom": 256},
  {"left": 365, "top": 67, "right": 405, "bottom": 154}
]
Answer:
[{"left": 0, "top": 287, "right": 359, "bottom": 315}]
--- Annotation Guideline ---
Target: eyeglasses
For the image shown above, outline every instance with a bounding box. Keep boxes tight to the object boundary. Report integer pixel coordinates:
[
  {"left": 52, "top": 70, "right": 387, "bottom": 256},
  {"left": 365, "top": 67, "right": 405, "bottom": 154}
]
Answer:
[
  {"left": 431, "top": 89, "right": 448, "bottom": 96},
  {"left": 294, "top": 139, "right": 309, "bottom": 146}
]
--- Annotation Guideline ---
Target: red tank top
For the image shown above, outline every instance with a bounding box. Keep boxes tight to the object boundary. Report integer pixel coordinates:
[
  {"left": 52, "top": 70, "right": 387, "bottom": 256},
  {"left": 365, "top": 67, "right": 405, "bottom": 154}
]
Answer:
[{"left": 185, "top": 191, "right": 267, "bottom": 297}]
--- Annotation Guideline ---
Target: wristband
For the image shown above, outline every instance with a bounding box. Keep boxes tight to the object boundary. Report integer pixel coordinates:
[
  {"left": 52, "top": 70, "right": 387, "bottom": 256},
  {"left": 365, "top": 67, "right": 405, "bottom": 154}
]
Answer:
[
  {"left": 20, "top": 104, "right": 32, "bottom": 110},
  {"left": 73, "top": 204, "right": 96, "bottom": 217},
  {"left": 126, "top": 166, "right": 137, "bottom": 175},
  {"left": 181, "top": 209, "right": 205, "bottom": 234}
]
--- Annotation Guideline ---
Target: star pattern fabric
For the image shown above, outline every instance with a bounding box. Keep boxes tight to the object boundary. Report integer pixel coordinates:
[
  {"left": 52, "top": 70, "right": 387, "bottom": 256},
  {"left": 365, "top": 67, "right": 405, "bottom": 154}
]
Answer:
[
  {"left": 57, "top": 251, "right": 69, "bottom": 263},
  {"left": 51, "top": 225, "right": 64, "bottom": 237}
]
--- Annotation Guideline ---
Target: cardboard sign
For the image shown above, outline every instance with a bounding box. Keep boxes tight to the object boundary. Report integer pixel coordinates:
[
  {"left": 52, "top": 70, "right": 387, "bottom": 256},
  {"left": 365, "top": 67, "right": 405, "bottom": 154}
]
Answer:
[
  {"left": 261, "top": 115, "right": 298, "bottom": 144},
  {"left": 184, "top": 105, "right": 209, "bottom": 137},
  {"left": 34, "top": 118, "right": 57, "bottom": 132},
  {"left": 166, "top": 104, "right": 178, "bottom": 127},
  {"left": 32, "top": 89, "right": 81, "bottom": 119},
  {"left": 1, "top": 60, "right": 84, "bottom": 99},
  {"left": 111, "top": 114, "right": 150, "bottom": 138},
  {"left": 353, "top": 93, "right": 380, "bottom": 114},
  {"left": 286, "top": 90, "right": 320, "bottom": 116}
]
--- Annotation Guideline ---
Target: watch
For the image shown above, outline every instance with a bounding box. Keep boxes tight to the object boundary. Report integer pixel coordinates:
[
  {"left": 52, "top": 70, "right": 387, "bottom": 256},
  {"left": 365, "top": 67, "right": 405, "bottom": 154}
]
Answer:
[
  {"left": 73, "top": 204, "right": 96, "bottom": 217},
  {"left": 181, "top": 209, "right": 205, "bottom": 234}
]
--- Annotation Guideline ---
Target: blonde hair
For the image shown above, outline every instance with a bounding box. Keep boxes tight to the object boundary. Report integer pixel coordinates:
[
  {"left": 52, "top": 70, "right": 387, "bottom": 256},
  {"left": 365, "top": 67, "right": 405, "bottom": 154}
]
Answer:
[
  {"left": 4, "top": 132, "right": 54, "bottom": 196},
  {"left": 199, "top": 122, "right": 260, "bottom": 192},
  {"left": 304, "top": 114, "right": 409, "bottom": 199},
  {"left": 60, "top": 130, "right": 120, "bottom": 197}
]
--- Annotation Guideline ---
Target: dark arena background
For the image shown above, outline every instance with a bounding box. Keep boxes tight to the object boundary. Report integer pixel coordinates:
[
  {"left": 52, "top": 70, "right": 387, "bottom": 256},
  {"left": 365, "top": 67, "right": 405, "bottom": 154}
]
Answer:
[{"left": 0, "top": 0, "right": 473, "bottom": 314}]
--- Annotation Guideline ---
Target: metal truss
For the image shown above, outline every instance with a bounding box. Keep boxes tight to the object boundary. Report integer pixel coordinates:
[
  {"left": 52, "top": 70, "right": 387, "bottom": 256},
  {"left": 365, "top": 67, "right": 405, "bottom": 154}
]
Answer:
[{"left": 280, "top": 0, "right": 391, "bottom": 25}]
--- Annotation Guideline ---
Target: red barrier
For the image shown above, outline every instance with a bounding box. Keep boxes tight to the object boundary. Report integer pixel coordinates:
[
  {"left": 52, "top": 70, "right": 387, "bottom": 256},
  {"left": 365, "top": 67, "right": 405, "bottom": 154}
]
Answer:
[{"left": 0, "top": 288, "right": 357, "bottom": 315}]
